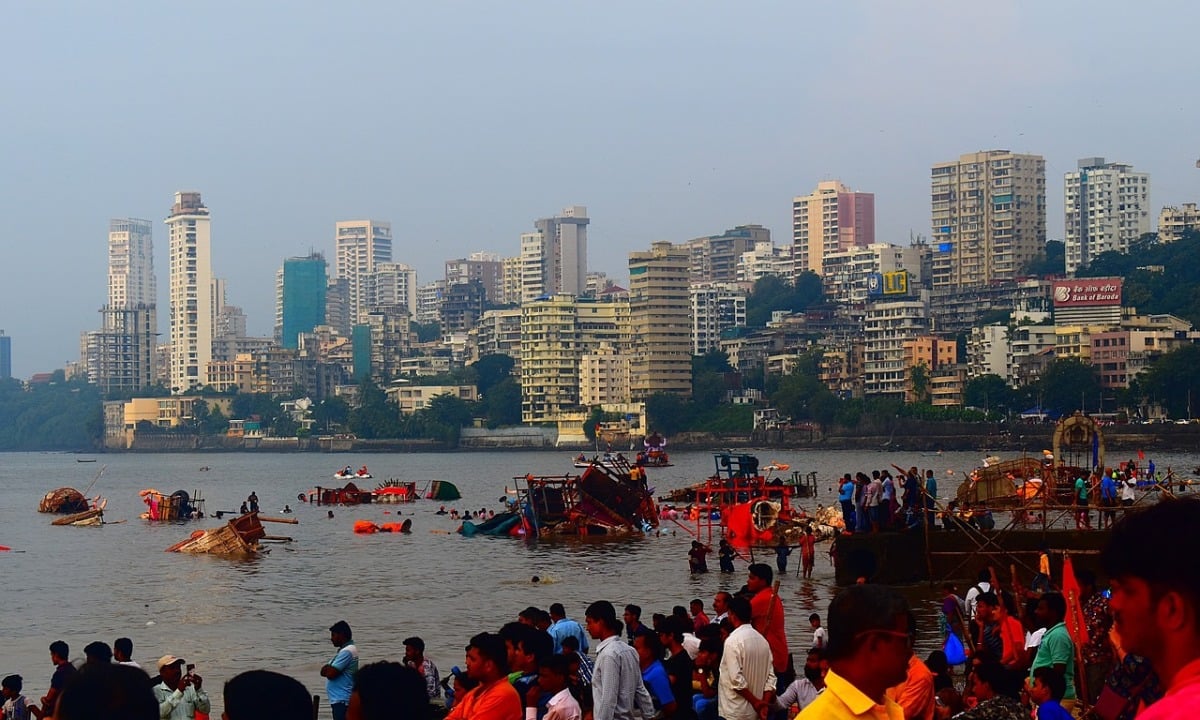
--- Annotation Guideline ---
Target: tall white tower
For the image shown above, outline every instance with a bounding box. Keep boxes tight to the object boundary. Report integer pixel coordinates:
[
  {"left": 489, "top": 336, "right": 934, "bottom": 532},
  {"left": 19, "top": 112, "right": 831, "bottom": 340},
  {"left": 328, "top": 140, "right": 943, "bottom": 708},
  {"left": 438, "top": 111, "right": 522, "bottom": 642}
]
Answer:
[
  {"left": 165, "top": 191, "right": 213, "bottom": 394},
  {"left": 334, "top": 220, "right": 392, "bottom": 324}
]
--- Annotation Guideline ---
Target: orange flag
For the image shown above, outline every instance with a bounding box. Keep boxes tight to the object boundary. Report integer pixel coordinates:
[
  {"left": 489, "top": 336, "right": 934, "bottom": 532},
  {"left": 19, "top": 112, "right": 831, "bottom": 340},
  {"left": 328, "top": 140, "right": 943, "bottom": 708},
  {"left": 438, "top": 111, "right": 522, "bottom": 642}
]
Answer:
[{"left": 1061, "top": 554, "right": 1090, "bottom": 648}]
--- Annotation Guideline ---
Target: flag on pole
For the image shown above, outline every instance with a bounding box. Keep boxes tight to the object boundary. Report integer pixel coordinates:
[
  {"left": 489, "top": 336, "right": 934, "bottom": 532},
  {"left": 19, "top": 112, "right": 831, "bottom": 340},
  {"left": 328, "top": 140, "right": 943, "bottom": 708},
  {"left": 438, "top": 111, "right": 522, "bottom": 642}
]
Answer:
[{"left": 1061, "top": 554, "right": 1090, "bottom": 649}]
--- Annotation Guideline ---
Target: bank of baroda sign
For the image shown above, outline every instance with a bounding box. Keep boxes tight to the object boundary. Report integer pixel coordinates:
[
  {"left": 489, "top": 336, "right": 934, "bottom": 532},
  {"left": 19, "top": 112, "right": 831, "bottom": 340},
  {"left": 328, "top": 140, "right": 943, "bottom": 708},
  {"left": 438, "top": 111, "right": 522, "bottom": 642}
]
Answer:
[{"left": 1052, "top": 278, "right": 1122, "bottom": 307}]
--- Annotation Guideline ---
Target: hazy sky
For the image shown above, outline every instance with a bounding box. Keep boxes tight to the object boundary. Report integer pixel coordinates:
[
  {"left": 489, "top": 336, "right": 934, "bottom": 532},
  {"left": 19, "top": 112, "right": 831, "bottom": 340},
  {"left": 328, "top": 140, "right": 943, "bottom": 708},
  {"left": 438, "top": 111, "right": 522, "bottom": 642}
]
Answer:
[{"left": 2, "top": 1, "right": 1197, "bottom": 378}]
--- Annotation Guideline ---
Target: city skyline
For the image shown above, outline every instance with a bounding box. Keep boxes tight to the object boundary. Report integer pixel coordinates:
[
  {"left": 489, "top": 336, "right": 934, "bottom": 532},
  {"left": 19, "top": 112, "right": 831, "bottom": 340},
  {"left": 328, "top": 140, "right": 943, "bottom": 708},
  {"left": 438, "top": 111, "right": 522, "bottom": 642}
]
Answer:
[{"left": 3, "top": 2, "right": 1199, "bottom": 377}]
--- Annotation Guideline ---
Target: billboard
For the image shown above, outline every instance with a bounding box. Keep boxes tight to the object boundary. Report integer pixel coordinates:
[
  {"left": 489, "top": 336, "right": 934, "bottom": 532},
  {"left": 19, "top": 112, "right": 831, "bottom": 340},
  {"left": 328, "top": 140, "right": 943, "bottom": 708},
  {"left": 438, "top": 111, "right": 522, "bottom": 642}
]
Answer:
[
  {"left": 866, "top": 273, "right": 883, "bottom": 297},
  {"left": 1052, "top": 278, "right": 1122, "bottom": 307},
  {"left": 883, "top": 270, "right": 909, "bottom": 295}
]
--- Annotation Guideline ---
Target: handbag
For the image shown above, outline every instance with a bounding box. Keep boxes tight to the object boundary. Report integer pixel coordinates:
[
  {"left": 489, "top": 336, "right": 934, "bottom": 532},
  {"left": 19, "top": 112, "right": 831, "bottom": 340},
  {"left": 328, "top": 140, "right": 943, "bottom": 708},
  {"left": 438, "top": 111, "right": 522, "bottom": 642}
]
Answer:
[
  {"left": 1087, "top": 679, "right": 1147, "bottom": 720},
  {"left": 943, "top": 632, "right": 967, "bottom": 666}
]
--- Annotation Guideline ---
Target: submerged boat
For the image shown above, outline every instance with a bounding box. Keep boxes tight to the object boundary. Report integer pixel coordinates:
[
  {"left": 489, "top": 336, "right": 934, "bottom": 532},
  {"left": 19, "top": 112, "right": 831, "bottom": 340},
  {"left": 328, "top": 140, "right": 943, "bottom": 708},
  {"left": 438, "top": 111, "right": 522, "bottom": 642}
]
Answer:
[
  {"left": 166, "top": 512, "right": 267, "bottom": 556},
  {"left": 464, "top": 462, "right": 659, "bottom": 539},
  {"left": 52, "top": 507, "right": 105, "bottom": 527},
  {"left": 307, "top": 482, "right": 374, "bottom": 505},
  {"left": 426, "top": 480, "right": 461, "bottom": 501},
  {"left": 374, "top": 480, "right": 418, "bottom": 503},
  {"left": 39, "top": 487, "right": 91, "bottom": 514},
  {"left": 140, "top": 488, "right": 206, "bottom": 521}
]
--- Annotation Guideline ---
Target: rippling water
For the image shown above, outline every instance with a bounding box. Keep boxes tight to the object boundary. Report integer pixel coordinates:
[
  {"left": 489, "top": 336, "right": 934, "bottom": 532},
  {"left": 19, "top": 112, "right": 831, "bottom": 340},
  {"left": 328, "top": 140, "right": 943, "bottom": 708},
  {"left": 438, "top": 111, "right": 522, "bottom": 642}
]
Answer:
[{"left": 3, "top": 446, "right": 1194, "bottom": 715}]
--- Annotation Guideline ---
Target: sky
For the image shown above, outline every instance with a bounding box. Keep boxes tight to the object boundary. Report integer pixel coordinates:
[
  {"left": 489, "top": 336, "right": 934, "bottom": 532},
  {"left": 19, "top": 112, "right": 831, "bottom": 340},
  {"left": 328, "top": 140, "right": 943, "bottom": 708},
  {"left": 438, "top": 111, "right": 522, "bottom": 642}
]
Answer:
[{"left": 2, "top": 1, "right": 1198, "bottom": 378}]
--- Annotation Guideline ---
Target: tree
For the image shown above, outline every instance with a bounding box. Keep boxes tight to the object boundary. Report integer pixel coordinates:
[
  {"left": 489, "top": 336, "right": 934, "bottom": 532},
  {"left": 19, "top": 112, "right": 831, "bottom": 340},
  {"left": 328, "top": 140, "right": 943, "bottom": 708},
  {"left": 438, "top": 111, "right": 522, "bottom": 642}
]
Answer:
[
  {"left": 1131, "top": 345, "right": 1200, "bottom": 419},
  {"left": 482, "top": 378, "right": 522, "bottom": 428},
  {"left": 1033, "top": 359, "right": 1101, "bottom": 415},
  {"left": 964, "top": 374, "right": 1014, "bottom": 412},
  {"left": 1023, "top": 239, "right": 1065, "bottom": 276},
  {"left": 273, "top": 413, "right": 299, "bottom": 438},
  {"left": 909, "top": 363, "right": 930, "bottom": 404},
  {"left": 645, "top": 393, "right": 688, "bottom": 436},
  {"left": 348, "top": 380, "right": 402, "bottom": 438},
  {"left": 411, "top": 321, "right": 441, "bottom": 343},
  {"left": 745, "top": 273, "right": 825, "bottom": 328},
  {"left": 472, "top": 354, "right": 516, "bottom": 396},
  {"left": 312, "top": 397, "right": 350, "bottom": 433}
]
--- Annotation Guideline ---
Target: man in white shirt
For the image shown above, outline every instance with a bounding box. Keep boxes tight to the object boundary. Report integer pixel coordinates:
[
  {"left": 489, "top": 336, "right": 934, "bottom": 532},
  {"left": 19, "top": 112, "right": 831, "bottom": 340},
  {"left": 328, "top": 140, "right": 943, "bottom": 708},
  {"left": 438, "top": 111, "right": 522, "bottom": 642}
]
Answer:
[
  {"left": 719, "top": 597, "right": 776, "bottom": 720},
  {"left": 964, "top": 569, "right": 993, "bottom": 621},
  {"left": 113, "top": 637, "right": 140, "bottom": 668},
  {"left": 536, "top": 655, "right": 582, "bottom": 720},
  {"left": 712, "top": 592, "right": 732, "bottom": 625},
  {"left": 586, "top": 600, "right": 657, "bottom": 720}
]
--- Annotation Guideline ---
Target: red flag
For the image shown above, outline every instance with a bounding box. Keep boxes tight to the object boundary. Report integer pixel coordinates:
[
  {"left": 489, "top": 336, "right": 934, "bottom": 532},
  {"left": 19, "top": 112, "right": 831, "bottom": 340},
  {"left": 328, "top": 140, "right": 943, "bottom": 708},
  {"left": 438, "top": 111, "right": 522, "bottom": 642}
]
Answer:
[
  {"left": 1137, "top": 449, "right": 1146, "bottom": 460},
  {"left": 1061, "top": 554, "right": 1090, "bottom": 649}
]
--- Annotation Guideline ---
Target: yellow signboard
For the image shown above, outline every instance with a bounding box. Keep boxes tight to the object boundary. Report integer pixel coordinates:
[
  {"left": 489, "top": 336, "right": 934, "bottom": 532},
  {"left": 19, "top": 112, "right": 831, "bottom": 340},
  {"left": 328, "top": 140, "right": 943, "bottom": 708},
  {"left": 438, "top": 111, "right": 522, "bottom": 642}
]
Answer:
[{"left": 883, "top": 270, "right": 908, "bottom": 295}]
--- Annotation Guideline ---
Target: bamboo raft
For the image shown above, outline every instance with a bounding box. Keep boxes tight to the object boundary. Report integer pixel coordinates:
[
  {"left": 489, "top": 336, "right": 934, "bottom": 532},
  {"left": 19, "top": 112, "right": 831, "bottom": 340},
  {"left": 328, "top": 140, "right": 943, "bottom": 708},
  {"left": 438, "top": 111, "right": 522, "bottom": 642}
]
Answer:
[{"left": 165, "top": 513, "right": 297, "bottom": 557}]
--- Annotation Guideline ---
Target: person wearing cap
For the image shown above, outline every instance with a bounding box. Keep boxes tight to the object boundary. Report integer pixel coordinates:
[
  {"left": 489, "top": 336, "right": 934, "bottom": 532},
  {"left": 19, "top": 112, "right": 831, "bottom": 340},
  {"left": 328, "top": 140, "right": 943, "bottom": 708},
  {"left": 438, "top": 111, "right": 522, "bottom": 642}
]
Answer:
[
  {"left": 321, "top": 620, "right": 359, "bottom": 720},
  {"left": 153, "top": 655, "right": 210, "bottom": 720}
]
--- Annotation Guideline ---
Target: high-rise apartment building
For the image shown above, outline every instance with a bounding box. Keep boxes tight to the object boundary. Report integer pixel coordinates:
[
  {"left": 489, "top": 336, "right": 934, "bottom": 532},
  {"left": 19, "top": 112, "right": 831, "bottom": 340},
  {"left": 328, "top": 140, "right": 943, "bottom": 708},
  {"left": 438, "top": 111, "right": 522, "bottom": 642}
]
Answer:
[
  {"left": 629, "top": 242, "right": 692, "bottom": 399},
  {"left": 0, "top": 331, "right": 10, "bottom": 379},
  {"left": 1158, "top": 203, "right": 1200, "bottom": 243},
  {"left": 107, "top": 219, "right": 156, "bottom": 309},
  {"left": 737, "top": 241, "right": 790, "bottom": 284},
  {"left": 519, "top": 295, "right": 631, "bottom": 423},
  {"left": 86, "top": 218, "right": 158, "bottom": 392},
  {"left": 822, "top": 243, "right": 925, "bottom": 305},
  {"left": 165, "top": 192, "right": 214, "bottom": 394},
  {"left": 334, "top": 220, "right": 392, "bottom": 323},
  {"left": 1064, "top": 158, "right": 1150, "bottom": 273},
  {"left": 684, "top": 225, "right": 769, "bottom": 283},
  {"left": 690, "top": 283, "right": 747, "bottom": 355},
  {"left": 792, "top": 181, "right": 875, "bottom": 277},
  {"left": 276, "top": 253, "right": 328, "bottom": 349},
  {"left": 446, "top": 252, "right": 503, "bottom": 304},
  {"left": 931, "top": 150, "right": 1046, "bottom": 289},
  {"left": 370, "top": 262, "right": 418, "bottom": 317},
  {"left": 520, "top": 207, "right": 589, "bottom": 302}
]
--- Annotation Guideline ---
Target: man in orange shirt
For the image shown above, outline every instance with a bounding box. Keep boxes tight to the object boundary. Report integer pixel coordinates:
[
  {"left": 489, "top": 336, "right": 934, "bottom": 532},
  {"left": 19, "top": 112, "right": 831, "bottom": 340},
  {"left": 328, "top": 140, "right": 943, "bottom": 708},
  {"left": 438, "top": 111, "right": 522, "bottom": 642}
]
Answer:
[
  {"left": 747, "top": 563, "right": 790, "bottom": 679},
  {"left": 446, "top": 632, "right": 522, "bottom": 720}
]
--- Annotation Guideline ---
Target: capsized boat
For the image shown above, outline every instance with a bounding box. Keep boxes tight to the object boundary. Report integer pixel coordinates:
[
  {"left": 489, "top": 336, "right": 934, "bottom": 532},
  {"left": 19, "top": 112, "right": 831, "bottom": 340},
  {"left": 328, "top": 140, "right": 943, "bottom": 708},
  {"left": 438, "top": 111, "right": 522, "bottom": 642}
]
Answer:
[
  {"left": 165, "top": 512, "right": 297, "bottom": 556},
  {"left": 426, "top": 480, "right": 461, "bottom": 501},
  {"left": 140, "top": 488, "right": 206, "bottom": 521},
  {"left": 52, "top": 507, "right": 105, "bottom": 527},
  {"left": 39, "top": 488, "right": 91, "bottom": 514},
  {"left": 374, "top": 480, "right": 418, "bottom": 503},
  {"left": 508, "top": 461, "right": 659, "bottom": 538}
]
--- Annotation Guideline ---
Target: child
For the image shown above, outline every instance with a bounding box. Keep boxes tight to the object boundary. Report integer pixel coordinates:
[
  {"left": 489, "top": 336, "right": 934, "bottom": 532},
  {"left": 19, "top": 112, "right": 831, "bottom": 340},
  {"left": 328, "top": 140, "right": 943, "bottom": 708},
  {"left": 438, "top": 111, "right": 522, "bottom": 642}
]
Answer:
[
  {"left": 1029, "top": 667, "right": 1072, "bottom": 720},
  {"left": 809, "top": 613, "right": 828, "bottom": 650},
  {"left": 1, "top": 675, "right": 29, "bottom": 720},
  {"left": 537, "top": 654, "right": 582, "bottom": 720},
  {"left": 691, "top": 637, "right": 721, "bottom": 720}
]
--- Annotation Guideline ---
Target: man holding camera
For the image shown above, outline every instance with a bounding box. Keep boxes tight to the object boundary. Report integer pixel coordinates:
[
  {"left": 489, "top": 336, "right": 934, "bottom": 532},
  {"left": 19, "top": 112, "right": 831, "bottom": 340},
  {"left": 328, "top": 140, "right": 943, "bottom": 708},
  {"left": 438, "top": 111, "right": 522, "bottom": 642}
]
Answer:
[{"left": 153, "top": 655, "right": 210, "bottom": 720}]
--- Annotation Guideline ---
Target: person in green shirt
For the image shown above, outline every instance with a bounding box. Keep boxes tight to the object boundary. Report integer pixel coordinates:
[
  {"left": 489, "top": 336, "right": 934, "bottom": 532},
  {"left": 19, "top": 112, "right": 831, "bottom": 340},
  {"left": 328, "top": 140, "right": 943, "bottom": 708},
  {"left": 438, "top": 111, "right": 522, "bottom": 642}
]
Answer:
[
  {"left": 1074, "top": 476, "right": 1091, "bottom": 530},
  {"left": 1029, "top": 592, "right": 1077, "bottom": 711}
]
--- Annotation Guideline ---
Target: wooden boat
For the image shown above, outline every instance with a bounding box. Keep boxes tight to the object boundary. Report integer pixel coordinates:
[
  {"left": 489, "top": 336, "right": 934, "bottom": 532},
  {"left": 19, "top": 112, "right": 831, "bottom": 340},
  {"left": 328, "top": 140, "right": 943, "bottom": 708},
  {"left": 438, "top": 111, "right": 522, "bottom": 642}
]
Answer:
[
  {"left": 165, "top": 512, "right": 267, "bottom": 556},
  {"left": 956, "top": 457, "right": 1045, "bottom": 507},
  {"left": 52, "top": 508, "right": 104, "bottom": 526},
  {"left": 140, "top": 488, "right": 206, "bottom": 521},
  {"left": 308, "top": 482, "right": 373, "bottom": 505},
  {"left": 39, "top": 488, "right": 90, "bottom": 514},
  {"left": 374, "top": 480, "right": 418, "bottom": 503}
]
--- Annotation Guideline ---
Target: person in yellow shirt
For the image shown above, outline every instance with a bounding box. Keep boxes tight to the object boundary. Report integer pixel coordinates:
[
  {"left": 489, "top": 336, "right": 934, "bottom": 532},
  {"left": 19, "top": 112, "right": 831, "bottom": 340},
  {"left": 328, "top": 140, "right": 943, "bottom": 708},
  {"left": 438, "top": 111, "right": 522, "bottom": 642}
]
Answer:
[{"left": 798, "top": 584, "right": 911, "bottom": 720}]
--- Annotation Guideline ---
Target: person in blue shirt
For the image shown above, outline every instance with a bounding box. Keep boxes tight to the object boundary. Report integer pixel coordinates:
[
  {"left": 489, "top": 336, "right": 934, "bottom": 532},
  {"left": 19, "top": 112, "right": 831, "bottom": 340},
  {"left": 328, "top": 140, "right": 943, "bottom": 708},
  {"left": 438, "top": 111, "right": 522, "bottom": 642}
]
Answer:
[
  {"left": 1029, "top": 666, "right": 1073, "bottom": 720},
  {"left": 1100, "top": 470, "right": 1118, "bottom": 528},
  {"left": 320, "top": 621, "right": 359, "bottom": 720},
  {"left": 633, "top": 632, "right": 676, "bottom": 717},
  {"left": 548, "top": 603, "right": 589, "bottom": 655},
  {"left": 837, "top": 475, "right": 855, "bottom": 529}
]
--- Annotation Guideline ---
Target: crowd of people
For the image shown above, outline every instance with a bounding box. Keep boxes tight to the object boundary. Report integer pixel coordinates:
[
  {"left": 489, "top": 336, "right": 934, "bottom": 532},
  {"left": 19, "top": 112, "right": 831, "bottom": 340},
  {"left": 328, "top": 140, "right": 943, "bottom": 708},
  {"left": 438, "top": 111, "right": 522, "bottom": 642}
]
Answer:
[{"left": 4, "top": 497, "right": 1198, "bottom": 720}]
